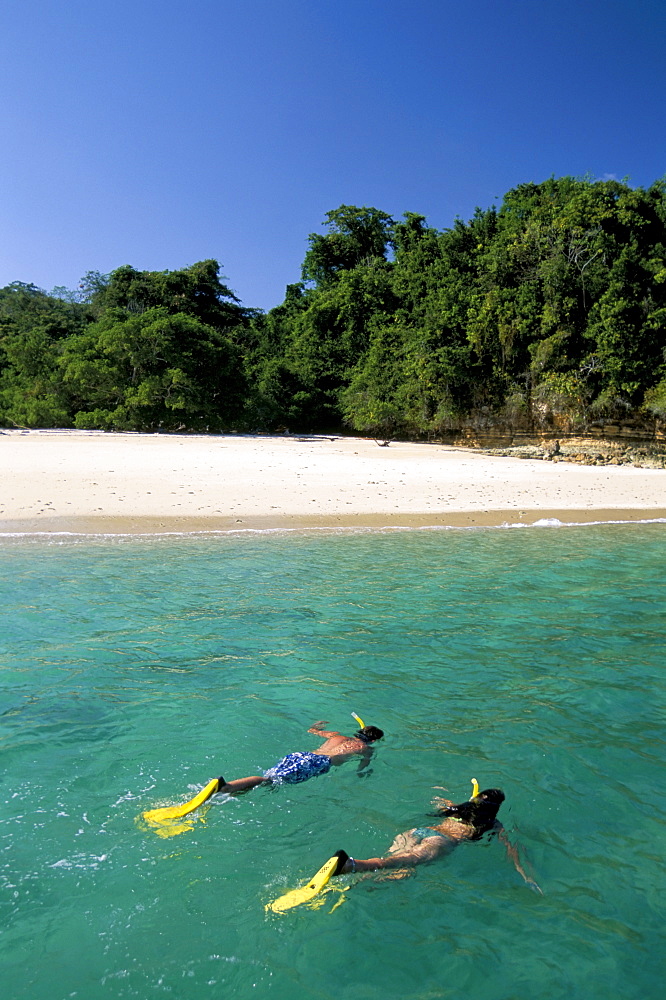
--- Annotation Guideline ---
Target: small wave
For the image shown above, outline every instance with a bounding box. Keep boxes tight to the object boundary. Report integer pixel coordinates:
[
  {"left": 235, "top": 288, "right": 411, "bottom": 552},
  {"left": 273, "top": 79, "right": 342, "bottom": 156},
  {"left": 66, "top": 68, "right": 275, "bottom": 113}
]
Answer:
[
  {"left": 501, "top": 517, "right": 666, "bottom": 529},
  {"left": 0, "top": 516, "right": 665, "bottom": 544},
  {"left": 50, "top": 852, "right": 109, "bottom": 870}
]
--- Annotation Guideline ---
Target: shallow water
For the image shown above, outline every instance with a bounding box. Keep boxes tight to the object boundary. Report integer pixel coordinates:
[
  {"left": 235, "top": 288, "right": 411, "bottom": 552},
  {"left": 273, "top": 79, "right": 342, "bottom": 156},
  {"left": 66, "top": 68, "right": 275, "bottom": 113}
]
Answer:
[{"left": 1, "top": 524, "right": 665, "bottom": 1000}]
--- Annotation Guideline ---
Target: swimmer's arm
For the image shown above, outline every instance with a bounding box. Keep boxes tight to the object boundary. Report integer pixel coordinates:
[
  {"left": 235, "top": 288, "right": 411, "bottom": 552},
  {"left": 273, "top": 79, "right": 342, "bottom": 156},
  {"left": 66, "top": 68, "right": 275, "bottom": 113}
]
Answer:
[
  {"left": 430, "top": 787, "right": 454, "bottom": 814},
  {"left": 356, "top": 746, "right": 374, "bottom": 774},
  {"left": 496, "top": 822, "right": 543, "bottom": 894},
  {"left": 431, "top": 795, "right": 455, "bottom": 813},
  {"left": 307, "top": 721, "right": 341, "bottom": 738}
]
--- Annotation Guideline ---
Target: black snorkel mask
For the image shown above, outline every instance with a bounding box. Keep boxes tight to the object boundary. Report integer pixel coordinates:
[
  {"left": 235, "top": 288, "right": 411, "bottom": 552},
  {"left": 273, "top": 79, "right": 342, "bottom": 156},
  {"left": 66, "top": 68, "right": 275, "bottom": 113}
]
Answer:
[{"left": 355, "top": 725, "right": 384, "bottom": 744}]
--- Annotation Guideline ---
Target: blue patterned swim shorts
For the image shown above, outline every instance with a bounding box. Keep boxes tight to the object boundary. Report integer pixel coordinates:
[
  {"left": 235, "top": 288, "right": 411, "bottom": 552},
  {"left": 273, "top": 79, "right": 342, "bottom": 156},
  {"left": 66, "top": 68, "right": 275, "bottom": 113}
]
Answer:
[{"left": 263, "top": 751, "right": 331, "bottom": 785}]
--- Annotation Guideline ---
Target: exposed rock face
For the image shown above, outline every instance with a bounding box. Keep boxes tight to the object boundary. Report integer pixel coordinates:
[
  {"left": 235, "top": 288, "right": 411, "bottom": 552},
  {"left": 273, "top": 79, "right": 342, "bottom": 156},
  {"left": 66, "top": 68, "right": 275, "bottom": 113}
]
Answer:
[
  {"left": 476, "top": 439, "right": 666, "bottom": 469},
  {"left": 428, "top": 414, "right": 666, "bottom": 468}
]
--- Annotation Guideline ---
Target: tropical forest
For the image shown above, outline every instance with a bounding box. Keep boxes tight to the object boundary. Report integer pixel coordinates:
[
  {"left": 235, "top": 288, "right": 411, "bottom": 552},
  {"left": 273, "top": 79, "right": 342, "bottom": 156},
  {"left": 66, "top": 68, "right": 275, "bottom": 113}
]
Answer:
[{"left": 2, "top": 176, "right": 665, "bottom": 449}]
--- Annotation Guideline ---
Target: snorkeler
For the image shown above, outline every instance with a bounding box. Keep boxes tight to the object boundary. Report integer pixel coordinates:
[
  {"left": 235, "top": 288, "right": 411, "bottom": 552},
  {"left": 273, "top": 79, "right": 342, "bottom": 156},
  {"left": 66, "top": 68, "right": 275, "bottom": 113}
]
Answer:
[
  {"left": 141, "top": 717, "right": 384, "bottom": 828},
  {"left": 217, "top": 720, "right": 384, "bottom": 793},
  {"left": 330, "top": 787, "right": 541, "bottom": 891}
]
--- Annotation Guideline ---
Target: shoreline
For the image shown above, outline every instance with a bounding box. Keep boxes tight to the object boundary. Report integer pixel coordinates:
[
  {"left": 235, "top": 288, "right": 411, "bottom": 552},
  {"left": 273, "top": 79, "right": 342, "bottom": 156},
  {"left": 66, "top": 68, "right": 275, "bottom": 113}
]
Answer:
[
  {"left": 1, "top": 509, "right": 665, "bottom": 536},
  {"left": 1, "top": 430, "right": 665, "bottom": 535}
]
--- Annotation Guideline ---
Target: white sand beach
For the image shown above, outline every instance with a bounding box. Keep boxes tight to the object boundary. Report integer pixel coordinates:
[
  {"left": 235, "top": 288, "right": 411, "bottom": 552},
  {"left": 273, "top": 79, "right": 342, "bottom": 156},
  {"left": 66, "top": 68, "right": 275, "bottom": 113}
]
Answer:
[{"left": 1, "top": 429, "right": 665, "bottom": 533}]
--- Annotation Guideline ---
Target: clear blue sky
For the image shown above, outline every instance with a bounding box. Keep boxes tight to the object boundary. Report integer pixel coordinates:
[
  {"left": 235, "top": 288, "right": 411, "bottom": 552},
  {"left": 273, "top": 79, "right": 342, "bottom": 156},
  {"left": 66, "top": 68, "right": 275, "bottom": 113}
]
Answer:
[{"left": 1, "top": 0, "right": 664, "bottom": 311}]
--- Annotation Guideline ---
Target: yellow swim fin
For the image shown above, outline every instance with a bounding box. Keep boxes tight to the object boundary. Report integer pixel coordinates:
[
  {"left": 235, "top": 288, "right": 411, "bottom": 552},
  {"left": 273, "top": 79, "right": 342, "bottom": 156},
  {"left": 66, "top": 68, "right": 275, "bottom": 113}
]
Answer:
[
  {"left": 142, "top": 776, "right": 223, "bottom": 824},
  {"left": 136, "top": 803, "right": 212, "bottom": 839},
  {"left": 307, "top": 885, "right": 349, "bottom": 912},
  {"left": 266, "top": 851, "right": 349, "bottom": 913}
]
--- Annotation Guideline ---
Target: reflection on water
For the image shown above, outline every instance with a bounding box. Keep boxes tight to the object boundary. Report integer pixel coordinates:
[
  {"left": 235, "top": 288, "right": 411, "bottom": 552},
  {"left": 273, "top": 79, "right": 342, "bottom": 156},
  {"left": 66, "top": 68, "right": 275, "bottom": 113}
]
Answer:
[{"left": 1, "top": 524, "right": 665, "bottom": 1000}]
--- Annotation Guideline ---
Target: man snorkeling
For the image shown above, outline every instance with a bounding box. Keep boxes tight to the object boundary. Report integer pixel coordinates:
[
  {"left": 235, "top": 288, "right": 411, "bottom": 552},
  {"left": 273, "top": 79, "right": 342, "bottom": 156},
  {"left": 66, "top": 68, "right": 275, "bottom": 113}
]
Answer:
[
  {"left": 217, "top": 720, "right": 384, "bottom": 793},
  {"left": 328, "top": 786, "right": 541, "bottom": 891},
  {"left": 141, "top": 717, "right": 383, "bottom": 827}
]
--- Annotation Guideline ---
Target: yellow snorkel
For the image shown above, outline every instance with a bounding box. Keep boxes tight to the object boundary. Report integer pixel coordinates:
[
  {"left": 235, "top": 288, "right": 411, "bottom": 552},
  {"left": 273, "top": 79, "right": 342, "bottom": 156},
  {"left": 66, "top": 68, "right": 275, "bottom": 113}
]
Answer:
[
  {"left": 470, "top": 777, "right": 479, "bottom": 799},
  {"left": 351, "top": 712, "right": 365, "bottom": 729}
]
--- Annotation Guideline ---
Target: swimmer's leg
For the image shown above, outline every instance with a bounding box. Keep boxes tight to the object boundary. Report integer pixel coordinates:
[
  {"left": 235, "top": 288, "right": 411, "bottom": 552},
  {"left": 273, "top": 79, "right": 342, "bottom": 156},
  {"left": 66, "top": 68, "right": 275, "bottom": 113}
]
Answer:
[
  {"left": 217, "top": 775, "right": 268, "bottom": 793},
  {"left": 342, "top": 839, "right": 445, "bottom": 874},
  {"left": 371, "top": 868, "right": 416, "bottom": 882}
]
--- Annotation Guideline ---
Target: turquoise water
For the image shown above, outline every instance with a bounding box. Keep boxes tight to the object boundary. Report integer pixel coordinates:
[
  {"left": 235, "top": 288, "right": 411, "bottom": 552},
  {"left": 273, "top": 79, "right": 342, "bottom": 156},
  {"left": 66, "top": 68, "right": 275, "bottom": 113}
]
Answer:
[{"left": 1, "top": 524, "right": 665, "bottom": 1000}]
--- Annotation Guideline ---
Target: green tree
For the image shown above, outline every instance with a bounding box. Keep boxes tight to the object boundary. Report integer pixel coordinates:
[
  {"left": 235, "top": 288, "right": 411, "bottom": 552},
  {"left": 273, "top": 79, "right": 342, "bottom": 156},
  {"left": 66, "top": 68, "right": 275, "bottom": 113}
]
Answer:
[
  {"left": 94, "top": 259, "right": 245, "bottom": 330},
  {"left": 0, "top": 282, "right": 87, "bottom": 427},
  {"left": 286, "top": 260, "right": 398, "bottom": 428},
  {"left": 60, "top": 307, "right": 245, "bottom": 431},
  {"left": 302, "top": 205, "right": 394, "bottom": 287}
]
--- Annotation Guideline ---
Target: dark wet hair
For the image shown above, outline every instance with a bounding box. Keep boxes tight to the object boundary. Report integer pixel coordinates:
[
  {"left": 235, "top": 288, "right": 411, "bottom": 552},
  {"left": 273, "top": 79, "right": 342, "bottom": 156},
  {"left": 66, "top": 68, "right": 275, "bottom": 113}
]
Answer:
[
  {"left": 436, "top": 788, "right": 505, "bottom": 839},
  {"left": 356, "top": 725, "right": 384, "bottom": 744}
]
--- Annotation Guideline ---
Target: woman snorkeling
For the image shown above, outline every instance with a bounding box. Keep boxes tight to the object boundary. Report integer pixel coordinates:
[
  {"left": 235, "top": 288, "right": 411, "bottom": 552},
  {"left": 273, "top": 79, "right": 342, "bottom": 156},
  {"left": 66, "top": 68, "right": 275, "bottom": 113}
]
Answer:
[{"left": 333, "top": 786, "right": 541, "bottom": 891}]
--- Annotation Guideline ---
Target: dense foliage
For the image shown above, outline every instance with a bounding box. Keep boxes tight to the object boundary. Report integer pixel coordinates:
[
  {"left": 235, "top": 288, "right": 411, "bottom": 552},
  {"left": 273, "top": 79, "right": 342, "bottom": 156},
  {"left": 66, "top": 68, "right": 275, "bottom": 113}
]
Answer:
[{"left": 2, "top": 177, "right": 665, "bottom": 435}]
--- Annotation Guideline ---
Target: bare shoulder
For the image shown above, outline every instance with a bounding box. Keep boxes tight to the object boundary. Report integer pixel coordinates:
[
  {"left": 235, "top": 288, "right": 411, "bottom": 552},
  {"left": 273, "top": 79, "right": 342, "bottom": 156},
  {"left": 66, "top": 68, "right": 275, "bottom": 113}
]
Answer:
[
  {"left": 435, "top": 817, "right": 475, "bottom": 841},
  {"left": 337, "top": 735, "right": 367, "bottom": 751},
  {"left": 317, "top": 734, "right": 365, "bottom": 756}
]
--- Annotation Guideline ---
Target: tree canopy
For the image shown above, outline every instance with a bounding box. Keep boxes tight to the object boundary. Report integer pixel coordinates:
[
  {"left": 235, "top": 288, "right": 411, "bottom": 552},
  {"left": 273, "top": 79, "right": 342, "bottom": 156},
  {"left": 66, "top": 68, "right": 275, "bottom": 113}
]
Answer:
[{"left": 2, "top": 177, "right": 665, "bottom": 435}]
